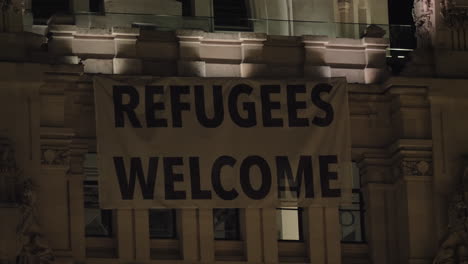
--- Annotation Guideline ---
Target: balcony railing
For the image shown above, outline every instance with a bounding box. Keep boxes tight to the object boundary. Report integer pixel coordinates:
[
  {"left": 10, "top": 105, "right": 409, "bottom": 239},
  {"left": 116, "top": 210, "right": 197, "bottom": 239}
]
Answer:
[{"left": 25, "top": 11, "right": 416, "bottom": 52}]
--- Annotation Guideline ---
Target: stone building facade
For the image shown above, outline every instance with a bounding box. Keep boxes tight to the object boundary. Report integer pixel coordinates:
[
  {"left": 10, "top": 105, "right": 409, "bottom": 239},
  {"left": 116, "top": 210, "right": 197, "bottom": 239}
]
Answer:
[{"left": 0, "top": 0, "right": 468, "bottom": 264}]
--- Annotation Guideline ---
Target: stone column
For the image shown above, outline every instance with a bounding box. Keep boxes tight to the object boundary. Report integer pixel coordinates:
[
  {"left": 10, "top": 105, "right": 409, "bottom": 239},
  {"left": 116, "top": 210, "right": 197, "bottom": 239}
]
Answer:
[
  {"left": 391, "top": 146, "right": 435, "bottom": 264},
  {"left": 387, "top": 88, "right": 435, "bottom": 263},
  {"left": 39, "top": 127, "right": 75, "bottom": 259}
]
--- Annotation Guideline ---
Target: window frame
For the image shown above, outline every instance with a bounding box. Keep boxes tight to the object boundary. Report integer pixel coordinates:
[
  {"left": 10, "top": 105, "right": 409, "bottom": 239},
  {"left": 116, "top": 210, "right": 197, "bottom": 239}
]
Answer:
[
  {"left": 340, "top": 161, "right": 366, "bottom": 244},
  {"left": 213, "top": 208, "right": 241, "bottom": 241},
  {"left": 83, "top": 179, "right": 114, "bottom": 238},
  {"left": 339, "top": 189, "right": 366, "bottom": 244},
  {"left": 148, "top": 209, "right": 178, "bottom": 240}
]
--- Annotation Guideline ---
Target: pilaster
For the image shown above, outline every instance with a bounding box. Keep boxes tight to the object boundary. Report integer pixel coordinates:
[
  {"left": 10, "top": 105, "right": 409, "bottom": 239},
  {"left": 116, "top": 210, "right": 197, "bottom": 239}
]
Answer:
[
  {"left": 390, "top": 139, "right": 435, "bottom": 264},
  {"left": 39, "top": 126, "right": 74, "bottom": 259},
  {"left": 67, "top": 142, "right": 87, "bottom": 262},
  {"left": 358, "top": 153, "right": 392, "bottom": 264}
]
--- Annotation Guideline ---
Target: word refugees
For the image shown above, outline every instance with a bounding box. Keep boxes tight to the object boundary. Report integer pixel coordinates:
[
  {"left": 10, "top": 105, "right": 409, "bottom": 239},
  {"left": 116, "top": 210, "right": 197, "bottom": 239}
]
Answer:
[{"left": 113, "top": 83, "right": 334, "bottom": 128}]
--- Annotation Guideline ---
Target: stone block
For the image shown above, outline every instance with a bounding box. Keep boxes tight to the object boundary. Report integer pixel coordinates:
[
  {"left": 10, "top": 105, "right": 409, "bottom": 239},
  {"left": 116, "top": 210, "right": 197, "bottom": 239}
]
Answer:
[
  {"left": 178, "top": 61, "right": 206, "bottom": 77},
  {"left": 83, "top": 59, "right": 113, "bottom": 74},
  {"left": 205, "top": 63, "right": 241, "bottom": 77},
  {"left": 113, "top": 58, "right": 142, "bottom": 74}
]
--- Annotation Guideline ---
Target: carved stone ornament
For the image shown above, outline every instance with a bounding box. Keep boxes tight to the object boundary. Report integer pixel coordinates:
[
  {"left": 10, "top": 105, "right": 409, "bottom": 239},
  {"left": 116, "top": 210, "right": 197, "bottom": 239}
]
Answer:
[
  {"left": 16, "top": 178, "right": 54, "bottom": 264},
  {"left": 0, "top": 0, "right": 24, "bottom": 14},
  {"left": 412, "top": 0, "right": 434, "bottom": 48},
  {"left": 440, "top": 0, "right": 468, "bottom": 29},
  {"left": 433, "top": 165, "right": 468, "bottom": 264},
  {"left": 400, "top": 160, "right": 433, "bottom": 176},
  {"left": 40, "top": 148, "right": 70, "bottom": 166}
]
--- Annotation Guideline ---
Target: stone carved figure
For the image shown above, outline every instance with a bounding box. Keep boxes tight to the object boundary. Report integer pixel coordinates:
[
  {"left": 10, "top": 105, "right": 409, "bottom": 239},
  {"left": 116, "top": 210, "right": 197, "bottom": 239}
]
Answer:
[
  {"left": 15, "top": 179, "right": 54, "bottom": 264},
  {"left": 412, "top": 0, "right": 434, "bottom": 48},
  {"left": 433, "top": 166, "right": 468, "bottom": 264}
]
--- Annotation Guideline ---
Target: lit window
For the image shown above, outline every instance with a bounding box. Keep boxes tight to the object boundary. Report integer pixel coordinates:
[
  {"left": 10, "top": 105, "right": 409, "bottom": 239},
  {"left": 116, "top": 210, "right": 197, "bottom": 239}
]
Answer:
[
  {"left": 149, "top": 209, "right": 177, "bottom": 239},
  {"left": 277, "top": 207, "right": 303, "bottom": 241},
  {"left": 340, "top": 162, "right": 366, "bottom": 243},
  {"left": 84, "top": 153, "right": 113, "bottom": 237},
  {"left": 213, "top": 0, "right": 252, "bottom": 31},
  {"left": 213, "top": 209, "right": 240, "bottom": 240}
]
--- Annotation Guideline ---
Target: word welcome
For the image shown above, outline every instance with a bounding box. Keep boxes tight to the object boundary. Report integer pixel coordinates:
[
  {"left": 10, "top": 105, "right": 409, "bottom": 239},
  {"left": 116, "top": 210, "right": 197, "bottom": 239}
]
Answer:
[
  {"left": 113, "top": 155, "right": 341, "bottom": 201},
  {"left": 113, "top": 83, "right": 334, "bottom": 128}
]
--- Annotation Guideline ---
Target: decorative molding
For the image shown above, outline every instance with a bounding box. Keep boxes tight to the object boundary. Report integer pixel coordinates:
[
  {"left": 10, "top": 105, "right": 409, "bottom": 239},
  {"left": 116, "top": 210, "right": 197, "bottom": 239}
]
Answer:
[
  {"left": 39, "top": 127, "right": 74, "bottom": 168},
  {"left": 40, "top": 148, "right": 70, "bottom": 166},
  {"left": 400, "top": 160, "right": 433, "bottom": 176},
  {"left": 16, "top": 178, "right": 55, "bottom": 264}
]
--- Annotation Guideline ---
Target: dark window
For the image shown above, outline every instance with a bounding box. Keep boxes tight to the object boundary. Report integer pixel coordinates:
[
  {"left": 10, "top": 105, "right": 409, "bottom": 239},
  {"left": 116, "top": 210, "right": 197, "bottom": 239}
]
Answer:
[
  {"left": 149, "top": 209, "right": 177, "bottom": 239},
  {"left": 277, "top": 207, "right": 303, "bottom": 241},
  {"left": 213, "top": 209, "right": 241, "bottom": 240},
  {"left": 340, "top": 162, "right": 366, "bottom": 243},
  {"left": 32, "top": 0, "right": 69, "bottom": 21},
  {"left": 176, "top": 0, "right": 193, "bottom": 16},
  {"left": 387, "top": 0, "right": 416, "bottom": 50},
  {"left": 84, "top": 154, "right": 113, "bottom": 237},
  {"left": 213, "top": 0, "right": 252, "bottom": 31},
  {"left": 89, "top": 0, "right": 104, "bottom": 13}
]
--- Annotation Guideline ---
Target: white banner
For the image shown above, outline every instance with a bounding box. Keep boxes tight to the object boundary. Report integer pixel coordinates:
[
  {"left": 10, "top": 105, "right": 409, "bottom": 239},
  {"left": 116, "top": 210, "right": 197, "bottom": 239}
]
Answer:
[{"left": 94, "top": 77, "right": 352, "bottom": 209}]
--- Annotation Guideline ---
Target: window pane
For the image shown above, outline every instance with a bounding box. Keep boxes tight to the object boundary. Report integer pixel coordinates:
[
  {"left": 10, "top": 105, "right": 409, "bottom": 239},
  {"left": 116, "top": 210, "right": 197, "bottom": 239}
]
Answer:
[
  {"left": 213, "top": 209, "right": 240, "bottom": 240},
  {"left": 149, "top": 209, "right": 176, "bottom": 239},
  {"left": 277, "top": 207, "right": 302, "bottom": 241},
  {"left": 85, "top": 208, "right": 113, "bottom": 237},
  {"left": 340, "top": 162, "right": 365, "bottom": 243},
  {"left": 340, "top": 210, "right": 364, "bottom": 242}
]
